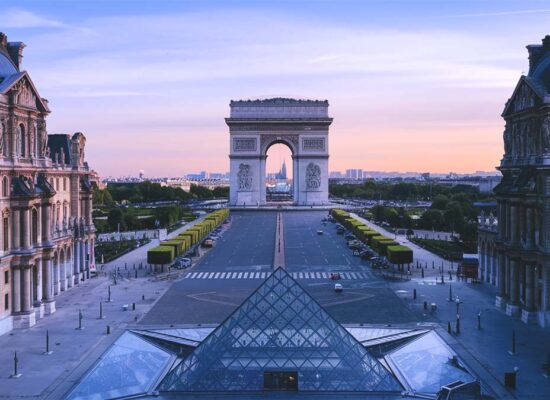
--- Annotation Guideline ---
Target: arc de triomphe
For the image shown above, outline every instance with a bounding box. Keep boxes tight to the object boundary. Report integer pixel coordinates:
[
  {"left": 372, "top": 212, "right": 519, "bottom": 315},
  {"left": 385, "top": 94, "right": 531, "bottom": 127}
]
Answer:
[{"left": 227, "top": 98, "right": 332, "bottom": 206}]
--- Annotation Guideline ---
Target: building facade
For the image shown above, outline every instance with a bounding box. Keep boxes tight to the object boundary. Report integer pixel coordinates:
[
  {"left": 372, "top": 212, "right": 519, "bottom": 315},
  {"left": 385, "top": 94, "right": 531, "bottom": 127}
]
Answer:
[
  {"left": 478, "top": 36, "right": 550, "bottom": 327},
  {"left": 0, "top": 33, "right": 95, "bottom": 334}
]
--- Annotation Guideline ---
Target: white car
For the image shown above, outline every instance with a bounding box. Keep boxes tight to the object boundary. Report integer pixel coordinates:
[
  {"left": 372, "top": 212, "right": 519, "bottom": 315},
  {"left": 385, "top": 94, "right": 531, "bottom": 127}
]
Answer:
[{"left": 334, "top": 283, "right": 343, "bottom": 292}]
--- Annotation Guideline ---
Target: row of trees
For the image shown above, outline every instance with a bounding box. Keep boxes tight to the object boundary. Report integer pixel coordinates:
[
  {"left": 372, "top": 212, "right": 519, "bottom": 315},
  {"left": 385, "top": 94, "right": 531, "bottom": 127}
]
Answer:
[
  {"left": 93, "top": 181, "right": 229, "bottom": 205},
  {"left": 330, "top": 180, "right": 484, "bottom": 201},
  {"left": 94, "top": 204, "right": 196, "bottom": 233}
]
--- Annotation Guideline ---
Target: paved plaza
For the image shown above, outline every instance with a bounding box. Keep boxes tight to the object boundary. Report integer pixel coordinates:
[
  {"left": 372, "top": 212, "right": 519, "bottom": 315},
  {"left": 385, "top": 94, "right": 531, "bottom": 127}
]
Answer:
[{"left": 0, "top": 210, "right": 549, "bottom": 399}]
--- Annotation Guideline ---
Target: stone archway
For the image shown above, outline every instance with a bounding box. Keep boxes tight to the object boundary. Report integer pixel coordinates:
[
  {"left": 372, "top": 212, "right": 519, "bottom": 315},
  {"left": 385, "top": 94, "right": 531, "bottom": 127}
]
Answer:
[{"left": 227, "top": 98, "right": 332, "bottom": 206}]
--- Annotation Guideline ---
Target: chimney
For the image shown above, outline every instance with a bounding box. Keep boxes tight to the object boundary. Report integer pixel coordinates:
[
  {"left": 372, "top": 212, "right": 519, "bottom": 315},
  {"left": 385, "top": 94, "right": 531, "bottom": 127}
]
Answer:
[
  {"left": 0, "top": 33, "right": 7, "bottom": 50},
  {"left": 7, "top": 41, "right": 26, "bottom": 70}
]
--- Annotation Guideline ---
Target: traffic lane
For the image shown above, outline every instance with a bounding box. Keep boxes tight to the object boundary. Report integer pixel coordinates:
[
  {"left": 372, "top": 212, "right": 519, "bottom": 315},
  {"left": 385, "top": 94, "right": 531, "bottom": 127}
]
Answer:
[
  {"left": 141, "top": 275, "right": 416, "bottom": 326},
  {"left": 196, "top": 211, "right": 275, "bottom": 271},
  {"left": 283, "top": 211, "right": 369, "bottom": 271},
  {"left": 140, "top": 276, "right": 262, "bottom": 325}
]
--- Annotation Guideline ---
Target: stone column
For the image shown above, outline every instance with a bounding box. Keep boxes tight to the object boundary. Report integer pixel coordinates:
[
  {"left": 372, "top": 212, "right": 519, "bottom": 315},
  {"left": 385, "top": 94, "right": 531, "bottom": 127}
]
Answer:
[
  {"left": 542, "top": 264, "right": 550, "bottom": 327},
  {"left": 74, "top": 241, "right": 80, "bottom": 285},
  {"left": 21, "top": 208, "right": 31, "bottom": 249},
  {"left": 12, "top": 209, "right": 20, "bottom": 250},
  {"left": 510, "top": 204, "right": 518, "bottom": 243},
  {"left": 525, "top": 264, "right": 535, "bottom": 310},
  {"left": 60, "top": 256, "right": 66, "bottom": 291},
  {"left": 21, "top": 267, "right": 31, "bottom": 312},
  {"left": 42, "top": 203, "right": 51, "bottom": 243},
  {"left": 507, "top": 258, "right": 521, "bottom": 316},
  {"left": 42, "top": 257, "right": 56, "bottom": 314},
  {"left": 67, "top": 254, "right": 73, "bottom": 288},
  {"left": 80, "top": 240, "right": 86, "bottom": 280},
  {"left": 12, "top": 268, "right": 21, "bottom": 313},
  {"left": 35, "top": 259, "right": 43, "bottom": 305},
  {"left": 496, "top": 252, "right": 507, "bottom": 307},
  {"left": 526, "top": 207, "right": 533, "bottom": 248},
  {"left": 54, "top": 257, "right": 60, "bottom": 295}
]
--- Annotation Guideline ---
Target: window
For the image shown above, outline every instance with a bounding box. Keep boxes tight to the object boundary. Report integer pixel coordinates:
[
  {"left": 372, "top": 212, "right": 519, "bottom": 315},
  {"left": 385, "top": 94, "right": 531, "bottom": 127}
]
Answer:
[
  {"left": 31, "top": 209, "right": 38, "bottom": 245},
  {"left": 4, "top": 293, "right": 8, "bottom": 311},
  {"left": 56, "top": 178, "right": 59, "bottom": 190},
  {"left": 2, "top": 216, "right": 8, "bottom": 251},
  {"left": 3, "top": 270, "right": 7, "bottom": 285},
  {"left": 63, "top": 178, "right": 67, "bottom": 191},
  {"left": 19, "top": 124, "right": 26, "bottom": 157},
  {"left": 1, "top": 177, "right": 6, "bottom": 197}
]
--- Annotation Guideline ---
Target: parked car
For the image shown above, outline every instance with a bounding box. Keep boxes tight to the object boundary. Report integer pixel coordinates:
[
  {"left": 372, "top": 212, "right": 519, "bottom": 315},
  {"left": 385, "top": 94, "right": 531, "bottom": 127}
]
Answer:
[
  {"left": 317, "top": 230, "right": 324, "bottom": 235},
  {"left": 334, "top": 283, "right": 343, "bottom": 292},
  {"left": 202, "top": 239, "right": 214, "bottom": 248},
  {"left": 344, "top": 233, "right": 356, "bottom": 240},
  {"left": 172, "top": 258, "right": 192, "bottom": 269},
  {"left": 336, "top": 227, "right": 345, "bottom": 235}
]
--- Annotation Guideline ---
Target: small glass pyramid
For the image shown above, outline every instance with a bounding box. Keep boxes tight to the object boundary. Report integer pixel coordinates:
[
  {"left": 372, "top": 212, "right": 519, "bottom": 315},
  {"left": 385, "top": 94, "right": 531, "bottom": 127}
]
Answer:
[{"left": 159, "top": 268, "right": 402, "bottom": 392}]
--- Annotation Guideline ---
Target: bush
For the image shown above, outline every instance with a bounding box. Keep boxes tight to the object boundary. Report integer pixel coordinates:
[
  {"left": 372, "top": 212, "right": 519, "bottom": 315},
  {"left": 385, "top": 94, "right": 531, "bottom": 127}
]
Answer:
[
  {"left": 387, "top": 245, "right": 413, "bottom": 264},
  {"left": 147, "top": 246, "right": 175, "bottom": 264}
]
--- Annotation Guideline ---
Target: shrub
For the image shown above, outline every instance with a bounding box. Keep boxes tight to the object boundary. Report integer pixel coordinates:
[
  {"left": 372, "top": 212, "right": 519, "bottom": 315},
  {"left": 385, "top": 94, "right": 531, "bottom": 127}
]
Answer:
[
  {"left": 387, "top": 245, "right": 413, "bottom": 264},
  {"left": 147, "top": 246, "right": 175, "bottom": 264}
]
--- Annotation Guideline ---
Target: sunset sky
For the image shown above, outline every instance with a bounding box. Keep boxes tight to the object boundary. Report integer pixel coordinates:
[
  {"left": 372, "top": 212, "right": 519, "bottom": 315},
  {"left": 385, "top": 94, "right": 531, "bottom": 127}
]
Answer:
[{"left": 2, "top": 0, "right": 549, "bottom": 177}]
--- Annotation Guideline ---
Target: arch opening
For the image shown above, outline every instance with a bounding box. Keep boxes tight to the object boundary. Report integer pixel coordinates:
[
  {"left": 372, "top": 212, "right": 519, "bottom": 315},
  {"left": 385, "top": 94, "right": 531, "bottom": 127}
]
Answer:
[{"left": 265, "top": 143, "right": 293, "bottom": 203}]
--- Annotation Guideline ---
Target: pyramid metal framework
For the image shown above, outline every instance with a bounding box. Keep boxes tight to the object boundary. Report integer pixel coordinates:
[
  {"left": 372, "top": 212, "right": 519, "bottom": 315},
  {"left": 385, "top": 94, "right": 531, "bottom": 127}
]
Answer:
[{"left": 159, "top": 268, "right": 402, "bottom": 392}]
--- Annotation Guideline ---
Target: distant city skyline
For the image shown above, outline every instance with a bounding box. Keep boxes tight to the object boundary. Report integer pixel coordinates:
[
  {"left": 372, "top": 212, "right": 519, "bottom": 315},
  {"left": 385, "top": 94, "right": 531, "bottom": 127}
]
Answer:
[{"left": 3, "top": 1, "right": 550, "bottom": 176}]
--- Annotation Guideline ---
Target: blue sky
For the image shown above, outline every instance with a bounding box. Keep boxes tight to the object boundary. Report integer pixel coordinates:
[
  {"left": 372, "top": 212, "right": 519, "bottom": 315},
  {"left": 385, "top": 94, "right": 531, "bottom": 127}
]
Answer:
[{"left": 1, "top": 1, "right": 549, "bottom": 177}]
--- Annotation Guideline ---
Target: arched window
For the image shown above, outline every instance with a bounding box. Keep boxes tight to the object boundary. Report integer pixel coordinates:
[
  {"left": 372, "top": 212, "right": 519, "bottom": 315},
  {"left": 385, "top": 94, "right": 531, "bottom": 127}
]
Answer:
[
  {"left": 19, "top": 124, "right": 26, "bottom": 157},
  {"left": 1, "top": 123, "right": 6, "bottom": 157},
  {"left": 1, "top": 177, "right": 7, "bottom": 197},
  {"left": 31, "top": 208, "right": 38, "bottom": 245},
  {"left": 2, "top": 214, "right": 8, "bottom": 251}
]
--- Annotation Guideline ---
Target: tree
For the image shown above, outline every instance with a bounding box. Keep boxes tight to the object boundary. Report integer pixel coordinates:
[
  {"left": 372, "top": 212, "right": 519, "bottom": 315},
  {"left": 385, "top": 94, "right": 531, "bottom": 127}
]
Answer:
[{"left": 107, "top": 208, "right": 125, "bottom": 231}]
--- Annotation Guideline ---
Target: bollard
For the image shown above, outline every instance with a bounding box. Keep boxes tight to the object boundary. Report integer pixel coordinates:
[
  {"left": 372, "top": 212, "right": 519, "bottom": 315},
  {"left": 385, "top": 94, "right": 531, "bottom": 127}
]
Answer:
[
  {"left": 77, "top": 309, "right": 83, "bottom": 330},
  {"left": 114, "top": 274, "right": 117, "bottom": 285},
  {"left": 432, "top": 261, "right": 434, "bottom": 269},
  {"left": 509, "top": 329, "right": 516, "bottom": 355},
  {"left": 421, "top": 267, "right": 424, "bottom": 278},
  {"left": 441, "top": 274, "right": 444, "bottom": 284},
  {"left": 448, "top": 321, "right": 452, "bottom": 334},
  {"left": 135, "top": 270, "right": 138, "bottom": 279},
  {"left": 413, "top": 289, "right": 417, "bottom": 300},
  {"left": 44, "top": 330, "right": 52, "bottom": 355},
  {"left": 107, "top": 285, "right": 112, "bottom": 303},
  {"left": 142, "top": 294, "right": 145, "bottom": 301},
  {"left": 99, "top": 300, "right": 104, "bottom": 319},
  {"left": 423, "top": 301, "right": 427, "bottom": 310},
  {"left": 11, "top": 351, "right": 21, "bottom": 378},
  {"left": 106, "top": 325, "right": 111, "bottom": 334},
  {"left": 132, "top": 302, "right": 136, "bottom": 311},
  {"left": 477, "top": 312, "right": 481, "bottom": 330},
  {"left": 455, "top": 315, "right": 460, "bottom": 334}
]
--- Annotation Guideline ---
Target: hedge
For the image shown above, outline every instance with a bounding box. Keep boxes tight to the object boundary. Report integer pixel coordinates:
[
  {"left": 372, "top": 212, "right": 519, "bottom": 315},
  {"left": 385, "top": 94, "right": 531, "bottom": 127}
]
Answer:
[
  {"left": 387, "top": 245, "right": 413, "bottom": 264},
  {"left": 147, "top": 246, "right": 175, "bottom": 264},
  {"left": 147, "top": 208, "right": 230, "bottom": 264}
]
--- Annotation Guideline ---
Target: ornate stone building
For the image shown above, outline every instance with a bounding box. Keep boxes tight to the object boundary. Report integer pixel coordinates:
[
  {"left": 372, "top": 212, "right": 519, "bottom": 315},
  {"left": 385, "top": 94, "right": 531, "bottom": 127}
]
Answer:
[
  {"left": 479, "top": 35, "right": 550, "bottom": 327},
  {"left": 0, "top": 33, "right": 95, "bottom": 334}
]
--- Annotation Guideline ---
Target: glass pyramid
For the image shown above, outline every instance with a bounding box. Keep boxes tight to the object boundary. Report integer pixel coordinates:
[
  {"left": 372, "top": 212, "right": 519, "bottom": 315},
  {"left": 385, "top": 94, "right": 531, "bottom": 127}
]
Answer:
[{"left": 159, "top": 268, "right": 402, "bottom": 392}]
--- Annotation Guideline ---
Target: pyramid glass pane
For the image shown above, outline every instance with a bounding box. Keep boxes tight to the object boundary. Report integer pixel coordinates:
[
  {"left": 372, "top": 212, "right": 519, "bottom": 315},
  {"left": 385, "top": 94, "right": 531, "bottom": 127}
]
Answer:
[
  {"left": 67, "top": 332, "right": 172, "bottom": 400},
  {"left": 387, "top": 331, "right": 473, "bottom": 393},
  {"left": 159, "top": 269, "right": 401, "bottom": 392}
]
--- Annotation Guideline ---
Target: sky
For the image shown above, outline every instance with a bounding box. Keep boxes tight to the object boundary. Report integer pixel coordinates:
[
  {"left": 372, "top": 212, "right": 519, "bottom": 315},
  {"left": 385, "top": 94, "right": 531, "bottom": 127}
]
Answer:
[{"left": 1, "top": 0, "right": 549, "bottom": 177}]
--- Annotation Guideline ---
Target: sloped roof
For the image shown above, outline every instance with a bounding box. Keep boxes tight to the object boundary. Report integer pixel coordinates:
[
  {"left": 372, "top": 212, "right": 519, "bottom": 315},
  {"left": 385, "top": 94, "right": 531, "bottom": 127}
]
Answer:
[{"left": 158, "top": 268, "right": 402, "bottom": 393}]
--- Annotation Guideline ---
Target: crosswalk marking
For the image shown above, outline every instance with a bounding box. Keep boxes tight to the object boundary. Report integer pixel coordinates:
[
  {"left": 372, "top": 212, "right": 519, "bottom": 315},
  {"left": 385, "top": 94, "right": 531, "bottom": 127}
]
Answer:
[{"left": 184, "top": 271, "right": 371, "bottom": 280}]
